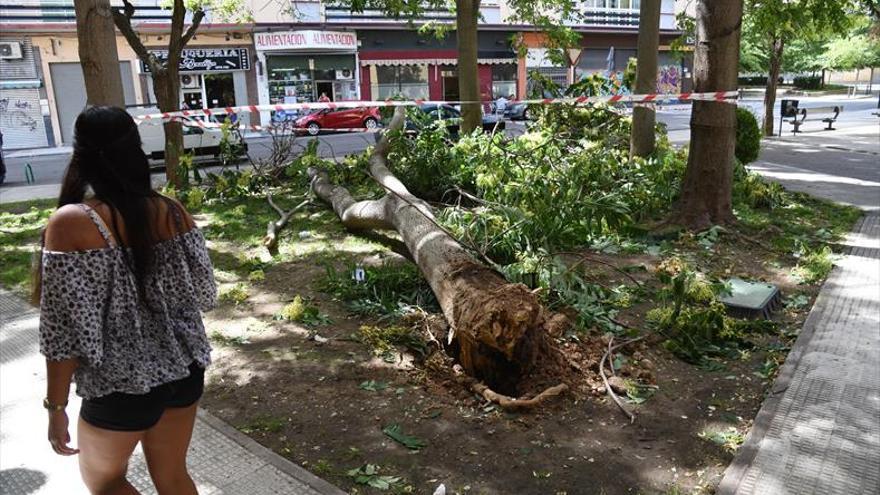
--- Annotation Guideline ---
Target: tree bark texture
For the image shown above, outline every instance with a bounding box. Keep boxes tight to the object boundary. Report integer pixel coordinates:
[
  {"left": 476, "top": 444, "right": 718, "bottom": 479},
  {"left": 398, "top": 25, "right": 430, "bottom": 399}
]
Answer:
[
  {"left": 113, "top": 0, "right": 204, "bottom": 187},
  {"left": 75, "top": 0, "right": 125, "bottom": 106},
  {"left": 630, "top": 0, "right": 661, "bottom": 158},
  {"left": 309, "top": 109, "right": 547, "bottom": 394},
  {"left": 456, "top": 0, "right": 482, "bottom": 134},
  {"left": 677, "top": 0, "right": 743, "bottom": 230},
  {"left": 762, "top": 37, "right": 784, "bottom": 136}
]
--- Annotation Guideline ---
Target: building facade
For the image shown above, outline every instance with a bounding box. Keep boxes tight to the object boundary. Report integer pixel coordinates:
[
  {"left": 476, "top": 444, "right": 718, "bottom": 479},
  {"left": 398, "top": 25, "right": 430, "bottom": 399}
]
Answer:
[
  {"left": 0, "top": 0, "right": 686, "bottom": 149},
  {"left": 0, "top": 36, "right": 51, "bottom": 149}
]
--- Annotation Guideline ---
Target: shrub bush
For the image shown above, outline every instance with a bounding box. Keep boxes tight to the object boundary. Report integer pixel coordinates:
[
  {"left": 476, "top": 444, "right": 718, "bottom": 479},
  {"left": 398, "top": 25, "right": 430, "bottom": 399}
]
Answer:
[
  {"left": 735, "top": 106, "right": 761, "bottom": 165},
  {"left": 793, "top": 75, "right": 822, "bottom": 90}
]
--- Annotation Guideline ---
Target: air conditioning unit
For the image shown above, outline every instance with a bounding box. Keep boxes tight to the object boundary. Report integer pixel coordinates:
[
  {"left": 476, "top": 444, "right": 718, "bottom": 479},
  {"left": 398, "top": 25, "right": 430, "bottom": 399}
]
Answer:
[
  {"left": 334, "top": 69, "right": 353, "bottom": 80},
  {"left": 180, "top": 74, "right": 201, "bottom": 89},
  {"left": 0, "top": 42, "right": 23, "bottom": 60}
]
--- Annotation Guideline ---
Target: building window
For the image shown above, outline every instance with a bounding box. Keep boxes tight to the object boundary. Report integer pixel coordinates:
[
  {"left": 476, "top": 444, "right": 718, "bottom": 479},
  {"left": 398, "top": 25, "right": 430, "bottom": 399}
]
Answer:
[
  {"left": 585, "top": 0, "right": 639, "bottom": 9},
  {"left": 370, "top": 64, "right": 429, "bottom": 100},
  {"left": 491, "top": 64, "right": 516, "bottom": 99}
]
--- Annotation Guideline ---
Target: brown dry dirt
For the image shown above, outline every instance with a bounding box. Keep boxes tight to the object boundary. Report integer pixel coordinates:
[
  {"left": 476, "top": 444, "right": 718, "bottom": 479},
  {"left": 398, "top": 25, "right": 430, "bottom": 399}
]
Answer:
[{"left": 200, "top": 234, "right": 820, "bottom": 495}]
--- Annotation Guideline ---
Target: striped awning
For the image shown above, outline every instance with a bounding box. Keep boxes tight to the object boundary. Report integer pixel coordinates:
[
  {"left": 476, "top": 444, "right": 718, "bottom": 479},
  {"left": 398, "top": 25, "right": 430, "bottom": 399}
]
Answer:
[
  {"left": 361, "top": 58, "right": 516, "bottom": 67},
  {"left": 0, "top": 79, "right": 42, "bottom": 90}
]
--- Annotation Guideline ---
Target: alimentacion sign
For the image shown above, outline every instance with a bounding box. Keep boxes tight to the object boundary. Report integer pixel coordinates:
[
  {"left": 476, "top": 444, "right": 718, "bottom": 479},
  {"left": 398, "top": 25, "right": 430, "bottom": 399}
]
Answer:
[
  {"left": 142, "top": 48, "right": 251, "bottom": 73},
  {"left": 254, "top": 30, "right": 357, "bottom": 51}
]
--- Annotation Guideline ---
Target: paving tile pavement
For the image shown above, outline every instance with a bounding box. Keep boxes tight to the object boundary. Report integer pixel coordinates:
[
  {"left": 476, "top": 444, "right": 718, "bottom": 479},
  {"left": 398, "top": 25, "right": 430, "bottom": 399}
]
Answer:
[
  {"left": 719, "top": 214, "right": 880, "bottom": 495},
  {"left": 0, "top": 289, "right": 345, "bottom": 495}
]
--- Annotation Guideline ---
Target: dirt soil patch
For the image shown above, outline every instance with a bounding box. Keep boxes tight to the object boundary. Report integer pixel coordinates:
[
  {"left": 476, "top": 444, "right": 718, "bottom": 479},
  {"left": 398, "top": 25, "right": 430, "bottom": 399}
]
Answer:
[{"left": 199, "top": 220, "right": 825, "bottom": 495}]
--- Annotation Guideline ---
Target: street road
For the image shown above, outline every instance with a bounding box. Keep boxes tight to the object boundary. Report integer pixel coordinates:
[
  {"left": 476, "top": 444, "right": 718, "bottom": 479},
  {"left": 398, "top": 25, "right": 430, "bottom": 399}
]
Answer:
[{"left": 1, "top": 94, "right": 877, "bottom": 204}]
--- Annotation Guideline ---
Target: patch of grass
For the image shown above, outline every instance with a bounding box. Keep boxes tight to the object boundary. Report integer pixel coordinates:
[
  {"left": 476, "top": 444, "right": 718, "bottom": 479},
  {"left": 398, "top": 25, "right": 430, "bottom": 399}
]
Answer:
[
  {"left": 317, "top": 261, "right": 437, "bottom": 319},
  {"left": 793, "top": 245, "right": 834, "bottom": 284},
  {"left": 735, "top": 191, "right": 860, "bottom": 255},
  {"left": 311, "top": 459, "right": 334, "bottom": 476},
  {"left": 358, "top": 325, "right": 429, "bottom": 362},
  {"left": 218, "top": 283, "right": 249, "bottom": 305},
  {"left": 239, "top": 416, "right": 286, "bottom": 434},
  {"left": 209, "top": 331, "right": 250, "bottom": 346},
  {"left": 248, "top": 269, "right": 266, "bottom": 282},
  {"left": 699, "top": 427, "right": 745, "bottom": 454},
  {"left": 0, "top": 199, "right": 54, "bottom": 294},
  {"left": 276, "top": 295, "right": 332, "bottom": 326}
]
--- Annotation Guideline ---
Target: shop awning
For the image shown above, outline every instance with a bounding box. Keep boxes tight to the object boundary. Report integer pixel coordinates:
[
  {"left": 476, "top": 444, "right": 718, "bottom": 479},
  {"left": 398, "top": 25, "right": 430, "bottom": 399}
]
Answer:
[
  {"left": 0, "top": 79, "right": 42, "bottom": 90},
  {"left": 361, "top": 58, "right": 516, "bottom": 67}
]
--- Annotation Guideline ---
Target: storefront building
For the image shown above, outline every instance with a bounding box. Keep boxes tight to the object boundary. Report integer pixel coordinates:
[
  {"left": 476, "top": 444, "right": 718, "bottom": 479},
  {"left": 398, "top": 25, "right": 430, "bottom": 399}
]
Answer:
[
  {"left": 0, "top": 36, "right": 51, "bottom": 150},
  {"left": 356, "top": 30, "right": 517, "bottom": 103},
  {"left": 142, "top": 45, "right": 254, "bottom": 126},
  {"left": 254, "top": 29, "right": 359, "bottom": 122},
  {"left": 18, "top": 27, "right": 256, "bottom": 146},
  {"left": 517, "top": 28, "right": 690, "bottom": 98}
]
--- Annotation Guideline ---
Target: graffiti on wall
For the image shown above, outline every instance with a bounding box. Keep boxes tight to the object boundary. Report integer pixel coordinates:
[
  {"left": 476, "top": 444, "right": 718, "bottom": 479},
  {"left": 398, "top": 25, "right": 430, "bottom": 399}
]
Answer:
[
  {"left": 0, "top": 97, "right": 39, "bottom": 132},
  {"left": 656, "top": 66, "right": 682, "bottom": 95}
]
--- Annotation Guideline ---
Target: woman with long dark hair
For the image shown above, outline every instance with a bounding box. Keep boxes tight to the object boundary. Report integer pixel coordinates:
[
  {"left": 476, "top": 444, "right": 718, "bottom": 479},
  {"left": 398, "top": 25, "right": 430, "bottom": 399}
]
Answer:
[{"left": 35, "top": 106, "right": 215, "bottom": 494}]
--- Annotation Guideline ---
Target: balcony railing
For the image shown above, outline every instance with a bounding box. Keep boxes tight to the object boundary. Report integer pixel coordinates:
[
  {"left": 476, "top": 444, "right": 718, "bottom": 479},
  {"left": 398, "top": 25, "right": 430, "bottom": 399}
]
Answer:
[
  {"left": 580, "top": 8, "right": 640, "bottom": 27},
  {"left": 0, "top": 0, "right": 171, "bottom": 23}
]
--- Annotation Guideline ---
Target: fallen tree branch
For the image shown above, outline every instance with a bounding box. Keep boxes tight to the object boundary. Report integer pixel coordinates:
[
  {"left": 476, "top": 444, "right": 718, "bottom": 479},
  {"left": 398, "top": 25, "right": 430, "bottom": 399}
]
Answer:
[
  {"left": 264, "top": 192, "right": 311, "bottom": 255},
  {"left": 598, "top": 336, "right": 645, "bottom": 424}
]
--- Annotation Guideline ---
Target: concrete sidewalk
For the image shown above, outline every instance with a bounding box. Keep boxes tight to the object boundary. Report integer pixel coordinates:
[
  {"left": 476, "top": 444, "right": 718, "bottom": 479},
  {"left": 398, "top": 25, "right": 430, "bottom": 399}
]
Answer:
[
  {"left": 0, "top": 289, "right": 345, "bottom": 495},
  {"left": 719, "top": 212, "right": 880, "bottom": 495}
]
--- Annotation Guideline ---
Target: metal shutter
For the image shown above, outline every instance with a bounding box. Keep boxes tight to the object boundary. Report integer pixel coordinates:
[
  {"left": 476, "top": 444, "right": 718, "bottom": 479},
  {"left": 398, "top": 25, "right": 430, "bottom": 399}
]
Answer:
[{"left": 0, "top": 88, "right": 49, "bottom": 150}]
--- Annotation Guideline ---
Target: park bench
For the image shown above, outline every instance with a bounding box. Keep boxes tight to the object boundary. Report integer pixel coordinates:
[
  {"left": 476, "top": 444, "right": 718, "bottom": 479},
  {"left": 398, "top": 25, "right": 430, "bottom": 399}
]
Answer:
[{"left": 779, "top": 99, "right": 843, "bottom": 135}]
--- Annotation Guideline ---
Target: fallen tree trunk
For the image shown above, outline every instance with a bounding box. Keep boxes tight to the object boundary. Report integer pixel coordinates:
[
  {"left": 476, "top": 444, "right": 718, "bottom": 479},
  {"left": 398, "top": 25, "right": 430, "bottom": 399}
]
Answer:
[{"left": 308, "top": 109, "right": 550, "bottom": 395}]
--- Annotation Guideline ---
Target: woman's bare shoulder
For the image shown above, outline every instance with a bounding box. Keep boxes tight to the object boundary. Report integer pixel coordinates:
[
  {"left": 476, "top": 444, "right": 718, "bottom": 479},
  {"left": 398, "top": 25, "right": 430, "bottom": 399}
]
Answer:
[
  {"left": 160, "top": 195, "right": 196, "bottom": 231},
  {"left": 44, "top": 204, "right": 108, "bottom": 252}
]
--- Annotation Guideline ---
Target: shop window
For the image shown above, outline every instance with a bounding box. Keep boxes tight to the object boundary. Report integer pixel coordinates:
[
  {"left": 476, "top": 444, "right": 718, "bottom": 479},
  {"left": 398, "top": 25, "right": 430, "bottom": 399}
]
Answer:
[
  {"left": 204, "top": 74, "right": 235, "bottom": 108},
  {"left": 370, "top": 64, "right": 429, "bottom": 100},
  {"left": 267, "top": 54, "right": 357, "bottom": 104},
  {"left": 491, "top": 63, "right": 516, "bottom": 99}
]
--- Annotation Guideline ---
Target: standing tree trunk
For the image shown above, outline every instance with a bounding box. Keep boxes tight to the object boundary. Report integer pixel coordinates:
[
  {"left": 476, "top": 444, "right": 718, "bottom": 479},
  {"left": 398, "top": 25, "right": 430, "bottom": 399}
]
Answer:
[
  {"left": 677, "top": 0, "right": 743, "bottom": 230},
  {"left": 629, "top": 0, "right": 660, "bottom": 156},
  {"left": 310, "top": 109, "right": 551, "bottom": 395},
  {"left": 762, "top": 37, "right": 784, "bottom": 136},
  {"left": 152, "top": 69, "right": 183, "bottom": 187},
  {"left": 456, "top": 0, "right": 482, "bottom": 134},
  {"left": 630, "top": 0, "right": 661, "bottom": 157},
  {"left": 74, "top": 0, "right": 125, "bottom": 106},
  {"left": 113, "top": 0, "right": 203, "bottom": 188}
]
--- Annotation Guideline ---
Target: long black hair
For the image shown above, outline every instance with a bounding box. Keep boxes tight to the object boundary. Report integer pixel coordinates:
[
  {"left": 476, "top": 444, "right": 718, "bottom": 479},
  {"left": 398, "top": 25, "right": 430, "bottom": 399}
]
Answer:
[{"left": 34, "top": 106, "right": 173, "bottom": 304}]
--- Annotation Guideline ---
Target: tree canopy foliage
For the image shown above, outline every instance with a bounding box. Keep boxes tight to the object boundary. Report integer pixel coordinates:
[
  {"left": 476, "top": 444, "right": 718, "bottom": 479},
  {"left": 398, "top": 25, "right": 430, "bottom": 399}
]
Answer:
[{"left": 739, "top": 1, "right": 879, "bottom": 74}]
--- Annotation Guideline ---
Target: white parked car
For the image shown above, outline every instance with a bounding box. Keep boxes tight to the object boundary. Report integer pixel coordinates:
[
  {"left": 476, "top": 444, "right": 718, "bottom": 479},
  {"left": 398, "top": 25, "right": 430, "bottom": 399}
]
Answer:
[{"left": 127, "top": 107, "right": 247, "bottom": 163}]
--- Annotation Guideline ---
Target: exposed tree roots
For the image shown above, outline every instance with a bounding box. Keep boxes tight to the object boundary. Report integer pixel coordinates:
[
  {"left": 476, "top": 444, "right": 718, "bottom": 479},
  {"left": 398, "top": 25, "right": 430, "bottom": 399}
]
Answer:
[{"left": 453, "top": 364, "right": 568, "bottom": 410}]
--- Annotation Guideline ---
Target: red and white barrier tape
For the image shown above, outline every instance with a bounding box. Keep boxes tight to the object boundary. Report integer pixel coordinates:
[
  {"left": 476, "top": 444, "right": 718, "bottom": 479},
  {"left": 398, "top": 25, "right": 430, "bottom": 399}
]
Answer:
[
  {"left": 161, "top": 115, "right": 376, "bottom": 133},
  {"left": 134, "top": 90, "right": 739, "bottom": 124}
]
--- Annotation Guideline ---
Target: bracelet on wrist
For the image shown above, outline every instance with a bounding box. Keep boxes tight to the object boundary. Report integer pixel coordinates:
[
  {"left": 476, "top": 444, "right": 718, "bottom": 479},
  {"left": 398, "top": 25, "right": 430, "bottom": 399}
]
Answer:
[{"left": 43, "top": 397, "right": 67, "bottom": 412}]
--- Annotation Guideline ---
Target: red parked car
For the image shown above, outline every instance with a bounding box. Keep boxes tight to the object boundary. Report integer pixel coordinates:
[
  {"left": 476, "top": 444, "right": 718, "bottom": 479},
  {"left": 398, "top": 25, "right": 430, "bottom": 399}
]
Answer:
[{"left": 294, "top": 106, "right": 381, "bottom": 135}]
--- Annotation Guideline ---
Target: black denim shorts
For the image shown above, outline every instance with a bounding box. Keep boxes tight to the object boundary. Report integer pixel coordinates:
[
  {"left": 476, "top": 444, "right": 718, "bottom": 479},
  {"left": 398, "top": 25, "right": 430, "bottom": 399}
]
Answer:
[{"left": 80, "top": 363, "right": 205, "bottom": 431}]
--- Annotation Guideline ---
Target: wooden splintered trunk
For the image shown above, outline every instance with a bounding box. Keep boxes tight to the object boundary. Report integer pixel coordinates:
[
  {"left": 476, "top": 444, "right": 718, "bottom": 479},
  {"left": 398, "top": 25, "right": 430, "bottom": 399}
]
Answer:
[
  {"left": 677, "top": 0, "right": 743, "bottom": 230},
  {"left": 310, "top": 110, "right": 546, "bottom": 394}
]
